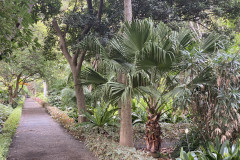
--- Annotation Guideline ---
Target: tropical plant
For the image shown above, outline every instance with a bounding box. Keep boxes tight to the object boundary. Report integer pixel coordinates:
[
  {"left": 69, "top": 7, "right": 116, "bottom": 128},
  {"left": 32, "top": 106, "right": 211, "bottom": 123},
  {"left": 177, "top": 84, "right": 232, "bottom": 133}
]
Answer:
[
  {"left": 0, "top": 104, "right": 13, "bottom": 127},
  {"left": 174, "top": 41, "right": 240, "bottom": 143},
  {"left": 131, "top": 98, "right": 148, "bottom": 125},
  {"left": 80, "top": 103, "right": 118, "bottom": 128},
  {"left": 177, "top": 137, "right": 240, "bottom": 160},
  {"left": 80, "top": 19, "right": 193, "bottom": 156}
]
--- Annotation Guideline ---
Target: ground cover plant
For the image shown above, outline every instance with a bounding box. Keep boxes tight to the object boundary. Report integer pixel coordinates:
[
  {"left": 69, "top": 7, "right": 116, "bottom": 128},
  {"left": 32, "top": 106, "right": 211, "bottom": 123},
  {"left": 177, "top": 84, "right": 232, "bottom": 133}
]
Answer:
[{"left": 0, "top": 98, "right": 24, "bottom": 160}]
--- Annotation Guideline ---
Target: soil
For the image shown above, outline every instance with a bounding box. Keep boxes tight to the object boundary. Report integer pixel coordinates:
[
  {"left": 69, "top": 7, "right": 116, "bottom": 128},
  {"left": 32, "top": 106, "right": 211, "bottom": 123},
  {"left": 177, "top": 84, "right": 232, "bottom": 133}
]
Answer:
[{"left": 7, "top": 98, "right": 97, "bottom": 160}]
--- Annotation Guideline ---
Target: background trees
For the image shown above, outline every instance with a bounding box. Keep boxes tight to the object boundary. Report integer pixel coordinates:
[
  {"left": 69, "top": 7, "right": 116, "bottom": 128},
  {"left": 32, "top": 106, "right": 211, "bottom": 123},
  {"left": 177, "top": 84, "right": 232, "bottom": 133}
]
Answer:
[{"left": 0, "top": 50, "right": 45, "bottom": 106}]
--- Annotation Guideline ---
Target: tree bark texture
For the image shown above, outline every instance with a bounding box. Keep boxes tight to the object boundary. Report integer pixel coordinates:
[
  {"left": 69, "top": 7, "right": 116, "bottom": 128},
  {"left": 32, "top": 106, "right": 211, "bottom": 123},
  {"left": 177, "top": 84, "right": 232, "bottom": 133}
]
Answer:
[
  {"left": 124, "top": 0, "right": 132, "bottom": 22},
  {"left": 72, "top": 70, "right": 87, "bottom": 123},
  {"left": 119, "top": 94, "right": 134, "bottom": 147},
  {"left": 145, "top": 109, "right": 161, "bottom": 154}
]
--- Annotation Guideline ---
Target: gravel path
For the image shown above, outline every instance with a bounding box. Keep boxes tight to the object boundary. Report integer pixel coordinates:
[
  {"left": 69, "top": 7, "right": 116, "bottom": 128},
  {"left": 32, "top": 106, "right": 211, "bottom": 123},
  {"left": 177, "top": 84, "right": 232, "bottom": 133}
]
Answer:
[{"left": 8, "top": 98, "right": 97, "bottom": 160}]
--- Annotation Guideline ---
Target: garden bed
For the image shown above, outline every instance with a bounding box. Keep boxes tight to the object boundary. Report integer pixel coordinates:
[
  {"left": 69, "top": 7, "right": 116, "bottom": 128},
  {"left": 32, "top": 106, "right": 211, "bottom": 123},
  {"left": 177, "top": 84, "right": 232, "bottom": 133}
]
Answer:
[{"left": 34, "top": 98, "right": 191, "bottom": 159}]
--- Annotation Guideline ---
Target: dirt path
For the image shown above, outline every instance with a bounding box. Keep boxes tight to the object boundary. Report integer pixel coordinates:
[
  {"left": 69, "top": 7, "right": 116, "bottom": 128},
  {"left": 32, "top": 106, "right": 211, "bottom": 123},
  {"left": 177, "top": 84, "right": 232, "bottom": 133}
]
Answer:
[{"left": 8, "top": 98, "right": 97, "bottom": 160}]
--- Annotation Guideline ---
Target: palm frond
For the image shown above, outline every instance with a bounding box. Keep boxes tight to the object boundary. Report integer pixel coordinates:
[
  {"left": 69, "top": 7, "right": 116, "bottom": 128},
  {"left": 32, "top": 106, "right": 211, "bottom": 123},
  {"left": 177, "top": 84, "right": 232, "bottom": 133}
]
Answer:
[
  {"left": 77, "top": 35, "right": 103, "bottom": 55},
  {"left": 200, "top": 33, "right": 222, "bottom": 53},
  {"left": 81, "top": 67, "right": 108, "bottom": 85}
]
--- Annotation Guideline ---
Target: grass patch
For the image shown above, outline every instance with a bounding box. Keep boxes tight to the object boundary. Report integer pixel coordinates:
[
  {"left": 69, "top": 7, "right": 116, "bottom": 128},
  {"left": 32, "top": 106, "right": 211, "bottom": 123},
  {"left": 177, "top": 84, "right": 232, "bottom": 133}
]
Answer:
[{"left": 0, "top": 98, "right": 24, "bottom": 160}]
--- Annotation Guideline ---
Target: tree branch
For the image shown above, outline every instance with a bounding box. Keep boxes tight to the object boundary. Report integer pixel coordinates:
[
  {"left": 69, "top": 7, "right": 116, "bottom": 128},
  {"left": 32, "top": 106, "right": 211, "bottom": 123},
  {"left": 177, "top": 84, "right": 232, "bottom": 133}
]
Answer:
[
  {"left": 52, "top": 19, "right": 72, "bottom": 63},
  {"left": 17, "top": 78, "right": 27, "bottom": 95},
  {"left": 76, "top": 51, "right": 86, "bottom": 73}
]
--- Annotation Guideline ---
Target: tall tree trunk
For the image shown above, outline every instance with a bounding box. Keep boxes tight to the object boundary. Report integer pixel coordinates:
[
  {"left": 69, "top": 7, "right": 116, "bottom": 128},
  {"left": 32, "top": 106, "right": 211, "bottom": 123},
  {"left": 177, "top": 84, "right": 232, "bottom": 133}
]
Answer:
[
  {"left": 119, "top": 0, "right": 134, "bottom": 147},
  {"left": 124, "top": 0, "right": 132, "bottom": 22},
  {"left": 72, "top": 68, "right": 87, "bottom": 123},
  {"left": 120, "top": 94, "right": 134, "bottom": 147}
]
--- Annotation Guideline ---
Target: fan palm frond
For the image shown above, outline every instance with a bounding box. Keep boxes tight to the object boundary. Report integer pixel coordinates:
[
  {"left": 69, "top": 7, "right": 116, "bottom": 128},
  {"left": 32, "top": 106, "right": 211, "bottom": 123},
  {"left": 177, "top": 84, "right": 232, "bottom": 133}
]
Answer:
[{"left": 81, "top": 67, "right": 108, "bottom": 85}]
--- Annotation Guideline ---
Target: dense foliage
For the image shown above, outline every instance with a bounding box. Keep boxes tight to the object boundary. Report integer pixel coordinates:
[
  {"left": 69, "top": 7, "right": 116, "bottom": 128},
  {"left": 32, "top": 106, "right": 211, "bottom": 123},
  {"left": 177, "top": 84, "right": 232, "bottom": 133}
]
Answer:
[
  {"left": 0, "top": 104, "right": 13, "bottom": 133},
  {"left": 1, "top": 0, "right": 240, "bottom": 159}
]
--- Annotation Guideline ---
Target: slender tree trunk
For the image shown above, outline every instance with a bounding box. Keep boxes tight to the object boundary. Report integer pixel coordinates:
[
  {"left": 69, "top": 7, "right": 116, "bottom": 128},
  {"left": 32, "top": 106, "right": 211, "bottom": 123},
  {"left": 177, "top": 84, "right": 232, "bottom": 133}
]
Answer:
[
  {"left": 119, "top": 73, "right": 134, "bottom": 147},
  {"left": 119, "top": 0, "right": 134, "bottom": 147},
  {"left": 120, "top": 95, "right": 134, "bottom": 147},
  {"left": 117, "top": 73, "right": 122, "bottom": 118},
  {"left": 52, "top": 19, "right": 88, "bottom": 123},
  {"left": 124, "top": 0, "right": 132, "bottom": 22},
  {"left": 13, "top": 73, "right": 21, "bottom": 98},
  {"left": 8, "top": 86, "right": 13, "bottom": 105}
]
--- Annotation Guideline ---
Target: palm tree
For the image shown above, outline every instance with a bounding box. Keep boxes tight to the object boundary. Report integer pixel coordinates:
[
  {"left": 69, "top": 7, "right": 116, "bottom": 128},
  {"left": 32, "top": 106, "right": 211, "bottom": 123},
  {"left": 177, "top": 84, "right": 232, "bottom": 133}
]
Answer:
[{"left": 81, "top": 19, "right": 193, "bottom": 156}]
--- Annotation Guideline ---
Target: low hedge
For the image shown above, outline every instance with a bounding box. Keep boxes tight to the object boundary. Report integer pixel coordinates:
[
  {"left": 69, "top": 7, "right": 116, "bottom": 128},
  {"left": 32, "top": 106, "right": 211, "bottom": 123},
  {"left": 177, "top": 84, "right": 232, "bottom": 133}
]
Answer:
[
  {"left": 35, "top": 98, "right": 154, "bottom": 160},
  {"left": 0, "top": 98, "right": 25, "bottom": 160},
  {"left": 46, "top": 106, "right": 75, "bottom": 130}
]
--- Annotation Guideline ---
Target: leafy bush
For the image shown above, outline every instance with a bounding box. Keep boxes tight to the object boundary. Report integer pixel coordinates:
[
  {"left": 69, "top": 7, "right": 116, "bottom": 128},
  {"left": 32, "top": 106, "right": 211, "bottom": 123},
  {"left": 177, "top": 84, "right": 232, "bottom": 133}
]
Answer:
[
  {"left": 172, "top": 127, "right": 205, "bottom": 158},
  {"left": 0, "top": 98, "right": 24, "bottom": 160},
  {"left": 0, "top": 104, "right": 13, "bottom": 126},
  {"left": 0, "top": 89, "right": 8, "bottom": 104},
  {"left": 48, "top": 89, "right": 62, "bottom": 107},
  {"left": 60, "top": 87, "right": 76, "bottom": 110},
  {"left": 177, "top": 137, "right": 240, "bottom": 160},
  {"left": 131, "top": 99, "right": 148, "bottom": 125},
  {"left": 80, "top": 103, "right": 119, "bottom": 128},
  {"left": 46, "top": 106, "right": 75, "bottom": 130},
  {"left": 175, "top": 52, "right": 240, "bottom": 143}
]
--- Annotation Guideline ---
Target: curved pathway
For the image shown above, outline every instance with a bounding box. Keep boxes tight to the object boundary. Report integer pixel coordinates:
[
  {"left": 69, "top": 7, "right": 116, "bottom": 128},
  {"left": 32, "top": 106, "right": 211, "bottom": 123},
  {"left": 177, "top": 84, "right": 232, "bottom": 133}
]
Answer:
[{"left": 8, "top": 98, "right": 97, "bottom": 160}]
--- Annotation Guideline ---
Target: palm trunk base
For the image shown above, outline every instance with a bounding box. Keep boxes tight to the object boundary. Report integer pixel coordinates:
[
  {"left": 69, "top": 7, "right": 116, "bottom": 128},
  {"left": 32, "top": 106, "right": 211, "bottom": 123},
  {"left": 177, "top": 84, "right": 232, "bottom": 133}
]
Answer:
[{"left": 145, "top": 114, "right": 161, "bottom": 156}]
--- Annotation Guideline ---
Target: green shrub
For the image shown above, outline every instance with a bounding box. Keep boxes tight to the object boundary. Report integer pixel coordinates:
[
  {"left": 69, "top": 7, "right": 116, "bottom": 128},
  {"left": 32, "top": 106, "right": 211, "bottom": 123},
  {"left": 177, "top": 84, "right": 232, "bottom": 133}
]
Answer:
[
  {"left": 80, "top": 103, "right": 119, "bottom": 128},
  {"left": 60, "top": 88, "right": 76, "bottom": 110},
  {"left": 131, "top": 99, "right": 148, "bottom": 125},
  {"left": 0, "top": 98, "right": 24, "bottom": 160},
  {"left": 0, "top": 104, "right": 13, "bottom": 128},
  {"left": 177, "top": 137, "right": 240, "bottom": 160},
  {"left": 172, "top": 127, "right": 205, "bottom": 158}
]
